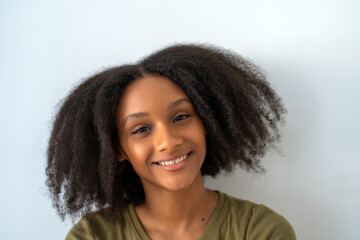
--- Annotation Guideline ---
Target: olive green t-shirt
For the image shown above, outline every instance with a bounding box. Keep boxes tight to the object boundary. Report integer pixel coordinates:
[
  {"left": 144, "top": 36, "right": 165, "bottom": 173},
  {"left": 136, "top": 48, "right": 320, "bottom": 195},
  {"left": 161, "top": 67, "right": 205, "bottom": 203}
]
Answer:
[{"left": 66, "top": 192, "right": 296, "bottom": 240}]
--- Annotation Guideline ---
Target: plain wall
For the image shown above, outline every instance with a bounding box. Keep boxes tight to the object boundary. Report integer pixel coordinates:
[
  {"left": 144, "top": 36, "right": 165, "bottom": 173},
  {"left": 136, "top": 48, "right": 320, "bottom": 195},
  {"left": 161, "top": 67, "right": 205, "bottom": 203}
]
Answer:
[{"left": 1, "top": 0, "right": 359, "bottom": 239}]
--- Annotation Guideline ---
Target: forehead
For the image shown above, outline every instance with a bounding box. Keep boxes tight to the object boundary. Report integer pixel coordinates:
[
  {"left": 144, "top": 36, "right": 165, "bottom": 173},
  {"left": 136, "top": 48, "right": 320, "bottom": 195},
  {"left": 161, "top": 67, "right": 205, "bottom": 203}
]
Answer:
[{"left": 117, "top": 75, "right": 189, "bottom": 116}]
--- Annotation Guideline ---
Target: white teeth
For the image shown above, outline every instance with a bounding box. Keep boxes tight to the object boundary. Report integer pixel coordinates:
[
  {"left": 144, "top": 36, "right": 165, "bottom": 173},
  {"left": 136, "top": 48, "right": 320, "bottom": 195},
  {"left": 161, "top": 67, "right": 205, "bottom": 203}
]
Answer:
[{"left": 158, "top": 154, "right": 188, "bottom": 166}]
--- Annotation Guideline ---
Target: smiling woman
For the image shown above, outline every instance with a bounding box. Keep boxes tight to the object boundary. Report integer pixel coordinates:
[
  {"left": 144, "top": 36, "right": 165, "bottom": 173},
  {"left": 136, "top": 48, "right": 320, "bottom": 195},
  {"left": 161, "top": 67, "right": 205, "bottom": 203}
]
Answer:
[
  {"left": 116, "top": 75, "right": 207, "bottom": 195},
  {"left": 46, "top": 44, "right": 296, "bottom": 239}
]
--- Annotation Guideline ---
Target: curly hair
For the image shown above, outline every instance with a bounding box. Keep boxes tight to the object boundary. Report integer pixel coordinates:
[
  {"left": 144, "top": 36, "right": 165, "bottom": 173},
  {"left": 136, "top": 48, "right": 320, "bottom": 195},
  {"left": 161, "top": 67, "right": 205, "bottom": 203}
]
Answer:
[{"left": 46, "top": 44, "right": 286, "bottom": 221}]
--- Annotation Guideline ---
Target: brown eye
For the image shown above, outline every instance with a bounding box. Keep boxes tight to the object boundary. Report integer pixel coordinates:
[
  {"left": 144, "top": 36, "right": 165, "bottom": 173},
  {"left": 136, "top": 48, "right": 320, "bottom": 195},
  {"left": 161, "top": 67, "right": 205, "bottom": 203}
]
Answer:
[
  {"left": 173, "top": 114, "right": 190, "bottom": 123},
  {"left": 132, "top": 127, "right": 150, "bottom": 134}
]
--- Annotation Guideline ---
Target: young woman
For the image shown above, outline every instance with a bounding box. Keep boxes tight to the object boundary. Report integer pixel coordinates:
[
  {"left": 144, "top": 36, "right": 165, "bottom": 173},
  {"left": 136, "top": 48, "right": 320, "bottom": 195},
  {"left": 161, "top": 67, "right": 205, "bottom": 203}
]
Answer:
[{"left": 46, "top": 44, "right": 296, "bottom": 239}]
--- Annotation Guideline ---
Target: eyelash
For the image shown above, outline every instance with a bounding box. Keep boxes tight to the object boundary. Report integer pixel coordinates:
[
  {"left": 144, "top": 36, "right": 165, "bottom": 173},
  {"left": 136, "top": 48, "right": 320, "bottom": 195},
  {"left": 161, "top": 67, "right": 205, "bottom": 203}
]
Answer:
[
  {"left": 174, "top": 114, "right": 191, "bottom": 122},
  {"left": 132, "top": 127, "right": 150, "bottom": 135},
  {"left": 131, "top": 114, "right": 191, "bottom": 135}
]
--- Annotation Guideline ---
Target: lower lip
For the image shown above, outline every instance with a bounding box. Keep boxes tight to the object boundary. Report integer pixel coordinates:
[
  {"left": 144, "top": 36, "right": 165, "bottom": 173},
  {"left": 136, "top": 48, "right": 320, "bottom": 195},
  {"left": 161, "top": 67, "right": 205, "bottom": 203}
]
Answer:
[{"left": 154, "top": 152, "right": 192, "bottom": 171}]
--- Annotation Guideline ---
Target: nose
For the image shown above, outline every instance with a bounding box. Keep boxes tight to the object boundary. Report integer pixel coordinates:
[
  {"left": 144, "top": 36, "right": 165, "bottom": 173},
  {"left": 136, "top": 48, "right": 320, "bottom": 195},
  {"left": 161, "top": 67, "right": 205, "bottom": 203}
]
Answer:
[{"left": 154, "top": 124, "right": 183, "bottom": 152}]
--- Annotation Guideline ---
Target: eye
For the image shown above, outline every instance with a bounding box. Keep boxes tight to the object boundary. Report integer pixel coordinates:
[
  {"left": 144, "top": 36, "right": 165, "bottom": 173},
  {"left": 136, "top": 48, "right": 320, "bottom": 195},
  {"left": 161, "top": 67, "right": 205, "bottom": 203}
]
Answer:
[
  {"left": 173, "top": 114, "right": 190, "bottom": 123},
  {"left": 132, "top": 127, "right": 150, "bottom": 135}
]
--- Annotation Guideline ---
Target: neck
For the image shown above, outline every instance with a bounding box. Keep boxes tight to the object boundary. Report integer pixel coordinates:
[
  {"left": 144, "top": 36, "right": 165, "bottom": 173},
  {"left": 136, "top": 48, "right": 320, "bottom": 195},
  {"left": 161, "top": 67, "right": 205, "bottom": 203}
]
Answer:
[{"left": 136, "top": 173, "right": 218, "bottom": 232}]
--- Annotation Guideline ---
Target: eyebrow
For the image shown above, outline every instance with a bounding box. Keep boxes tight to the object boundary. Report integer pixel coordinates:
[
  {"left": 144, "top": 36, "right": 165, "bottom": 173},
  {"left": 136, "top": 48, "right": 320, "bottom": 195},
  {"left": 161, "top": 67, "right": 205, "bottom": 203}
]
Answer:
[
  {"left": 167, "top": 98, "right": 190, "bottom": 110},
  {"left": 122, "top": 98, "right": 190, "bottom": 126}
]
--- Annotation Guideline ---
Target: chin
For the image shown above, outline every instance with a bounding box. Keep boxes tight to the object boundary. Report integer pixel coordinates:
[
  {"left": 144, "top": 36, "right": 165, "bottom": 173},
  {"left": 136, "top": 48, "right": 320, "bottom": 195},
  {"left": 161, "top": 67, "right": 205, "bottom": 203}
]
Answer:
[
  {"left": 165, "top": 184, "right": 190, "bottom": 192},
  {"left": 161, "top": 176, "right": 199, "bottom": 192}
]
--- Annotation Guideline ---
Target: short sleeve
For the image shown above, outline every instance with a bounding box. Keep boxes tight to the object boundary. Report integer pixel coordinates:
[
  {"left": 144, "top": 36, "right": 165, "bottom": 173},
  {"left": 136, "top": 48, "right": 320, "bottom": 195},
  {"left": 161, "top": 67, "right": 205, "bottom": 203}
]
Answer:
[
  {"left": 65, "top": 217, "right": 94, "bottom": 240},
  {"left": 246, "top": 204, "right": 296, "bottom": 240}
]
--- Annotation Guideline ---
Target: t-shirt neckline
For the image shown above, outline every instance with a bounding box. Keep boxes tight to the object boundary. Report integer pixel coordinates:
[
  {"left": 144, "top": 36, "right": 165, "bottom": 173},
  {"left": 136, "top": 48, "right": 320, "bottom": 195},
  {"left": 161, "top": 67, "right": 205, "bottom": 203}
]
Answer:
[{"left": 127, "top": 191, "right": 227, "bottom": 240}]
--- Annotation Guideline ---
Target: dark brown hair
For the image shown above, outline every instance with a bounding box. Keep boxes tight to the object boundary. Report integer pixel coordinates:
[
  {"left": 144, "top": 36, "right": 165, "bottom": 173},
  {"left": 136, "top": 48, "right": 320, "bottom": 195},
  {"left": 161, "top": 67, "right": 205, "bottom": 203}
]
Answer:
[{"left": 46, "top": 44, "right": 286, "bottom": 221}]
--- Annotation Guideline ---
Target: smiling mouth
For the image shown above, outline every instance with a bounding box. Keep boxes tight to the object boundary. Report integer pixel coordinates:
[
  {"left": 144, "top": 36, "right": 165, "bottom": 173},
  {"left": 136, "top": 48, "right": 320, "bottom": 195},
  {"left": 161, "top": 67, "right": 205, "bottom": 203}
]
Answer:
[{"left": 154, "top": 152, "right": 191, "bottom": 166}]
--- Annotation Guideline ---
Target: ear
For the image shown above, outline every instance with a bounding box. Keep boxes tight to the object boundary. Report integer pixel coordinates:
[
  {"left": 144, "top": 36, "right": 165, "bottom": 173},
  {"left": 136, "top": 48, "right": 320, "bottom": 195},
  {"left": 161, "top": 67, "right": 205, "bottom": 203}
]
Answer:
[{"left": 117, "top": 147, "right": 128, "bottom": 162}]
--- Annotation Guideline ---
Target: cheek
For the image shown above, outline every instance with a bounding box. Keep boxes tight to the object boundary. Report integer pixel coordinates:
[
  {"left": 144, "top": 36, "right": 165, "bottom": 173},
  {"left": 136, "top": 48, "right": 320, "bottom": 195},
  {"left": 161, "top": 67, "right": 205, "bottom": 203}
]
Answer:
[
  {"left": 125, "top": 138, "right": 152, "bottom": 164},
  {"left": 133, "top": 143, "right": 149, "bottom": 159},
  {"left": 196, "top": 135, "right": 207, "bottom": 157},
  {"left": 187, "top": 120, "right": 207, "bottom": 154}
]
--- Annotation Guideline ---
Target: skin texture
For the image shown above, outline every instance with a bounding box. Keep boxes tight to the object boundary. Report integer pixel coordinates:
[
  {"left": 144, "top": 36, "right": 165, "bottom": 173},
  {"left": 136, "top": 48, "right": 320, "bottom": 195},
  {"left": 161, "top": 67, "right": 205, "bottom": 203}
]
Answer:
[{"left": 116, "top": 75, "right": 218, "bottom": 239}]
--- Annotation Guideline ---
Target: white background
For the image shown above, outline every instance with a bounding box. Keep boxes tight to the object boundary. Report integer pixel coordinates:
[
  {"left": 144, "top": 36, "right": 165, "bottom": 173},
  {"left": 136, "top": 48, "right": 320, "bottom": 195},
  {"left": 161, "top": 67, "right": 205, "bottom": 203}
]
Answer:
[{"left": 1, "top": 0, "right": 359, "bottom": 239}]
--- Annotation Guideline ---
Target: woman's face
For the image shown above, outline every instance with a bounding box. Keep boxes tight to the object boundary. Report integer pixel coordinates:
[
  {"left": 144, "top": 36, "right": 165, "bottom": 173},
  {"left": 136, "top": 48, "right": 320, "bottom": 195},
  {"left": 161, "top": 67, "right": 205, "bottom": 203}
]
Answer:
[{"left": 116, "top": 75, "right": 207, "bottom": 193}]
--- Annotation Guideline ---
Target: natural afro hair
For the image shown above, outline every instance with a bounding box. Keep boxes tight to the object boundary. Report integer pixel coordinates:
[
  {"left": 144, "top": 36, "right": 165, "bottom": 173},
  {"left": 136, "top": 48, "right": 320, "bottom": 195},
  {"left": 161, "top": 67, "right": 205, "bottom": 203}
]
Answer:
[{"left": 46, "top": 43, "right": 286, "bottom": 221}]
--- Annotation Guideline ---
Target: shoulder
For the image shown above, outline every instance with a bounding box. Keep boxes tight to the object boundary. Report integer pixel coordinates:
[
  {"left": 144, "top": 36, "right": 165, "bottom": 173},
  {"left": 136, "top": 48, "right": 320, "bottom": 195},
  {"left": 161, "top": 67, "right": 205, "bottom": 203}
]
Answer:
[
  {"left": 246, "top": 204, "right": 296, "bottom": 240},
  {"left": 219, "top": 192, "right": 296, "bottom": 240},
  {"left": 65, "top": 207, "right": 125, "bottom": 240}
]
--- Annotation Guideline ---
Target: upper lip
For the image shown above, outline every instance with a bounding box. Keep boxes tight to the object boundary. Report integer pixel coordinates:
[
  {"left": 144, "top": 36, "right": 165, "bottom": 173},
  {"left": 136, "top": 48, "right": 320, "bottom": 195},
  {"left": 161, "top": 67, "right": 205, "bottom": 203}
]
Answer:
[{"left": 153, "top": 151, "right": 191, "bottom": 163}]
